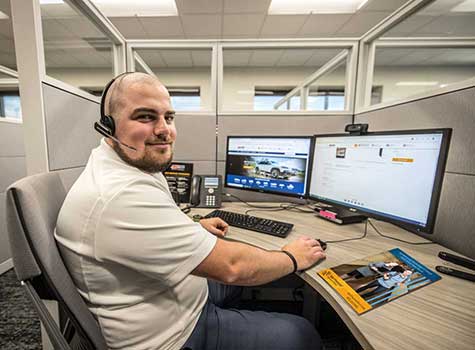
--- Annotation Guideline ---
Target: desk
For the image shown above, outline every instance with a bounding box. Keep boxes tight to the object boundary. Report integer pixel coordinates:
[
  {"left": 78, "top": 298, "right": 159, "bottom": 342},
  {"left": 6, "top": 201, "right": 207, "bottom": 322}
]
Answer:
[{"left": 192, "top": 202, "right": 475, "bottom": 350}]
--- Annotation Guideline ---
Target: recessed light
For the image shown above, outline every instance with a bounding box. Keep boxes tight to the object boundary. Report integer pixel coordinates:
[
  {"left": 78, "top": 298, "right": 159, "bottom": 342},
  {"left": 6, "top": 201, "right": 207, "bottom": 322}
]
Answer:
[
  {"left": 92, "top": 0, "right": 178, "bottom": 17},
  {"left": 268, "top": 0, "right": 370, "bottom": 15}
]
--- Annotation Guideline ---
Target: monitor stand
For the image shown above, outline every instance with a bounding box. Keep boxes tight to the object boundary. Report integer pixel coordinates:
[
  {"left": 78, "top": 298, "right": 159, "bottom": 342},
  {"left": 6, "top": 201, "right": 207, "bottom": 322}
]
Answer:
[{"left": 314, "top": 206, "right": 366, "bottom": 225}]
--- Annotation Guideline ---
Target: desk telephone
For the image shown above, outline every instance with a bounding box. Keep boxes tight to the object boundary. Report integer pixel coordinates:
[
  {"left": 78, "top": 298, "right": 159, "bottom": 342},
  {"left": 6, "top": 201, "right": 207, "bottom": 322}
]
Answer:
[{"left": 190, "top": 175, "right": 222, "bottom": 208}]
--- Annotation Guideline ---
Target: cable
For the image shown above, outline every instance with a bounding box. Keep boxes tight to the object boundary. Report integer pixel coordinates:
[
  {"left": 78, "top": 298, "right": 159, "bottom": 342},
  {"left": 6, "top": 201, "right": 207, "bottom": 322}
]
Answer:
[
  {"left": 367, "top": 219, "right": 436, "bottom": 245},
  {"left": 224, "top": 193, "right": 284, "bottom": 209},
  {"left": 224, "top": 193, "right": 315, "bottom": 214},
  {"left": 244, "top": 207, "right": 288, "bottom": 215},
  {"left": 324, "top": 220, "right": 369, "bottom": 244}
]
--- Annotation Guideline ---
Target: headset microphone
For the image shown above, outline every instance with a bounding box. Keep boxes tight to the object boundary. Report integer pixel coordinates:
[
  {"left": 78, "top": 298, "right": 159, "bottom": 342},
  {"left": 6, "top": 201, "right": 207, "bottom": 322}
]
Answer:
[{"left": 94, "top": 121, "right": 137, "bottom": 152}]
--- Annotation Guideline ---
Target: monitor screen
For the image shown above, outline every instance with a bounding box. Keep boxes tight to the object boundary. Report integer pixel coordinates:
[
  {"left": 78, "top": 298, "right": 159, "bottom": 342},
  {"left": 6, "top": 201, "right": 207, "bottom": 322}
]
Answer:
[
  {"left": 308, "top": 129, "right": 451, "bottom": 233},
  {"left": 225, "top": 136, "right": 313, "bottom": 198}
]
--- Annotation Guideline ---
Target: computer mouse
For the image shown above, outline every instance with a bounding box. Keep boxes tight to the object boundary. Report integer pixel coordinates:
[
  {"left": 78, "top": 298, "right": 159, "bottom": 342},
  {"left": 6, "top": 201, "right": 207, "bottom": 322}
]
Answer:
[{"left": 317, "top": 239, "right": 327, "bottom": 250}]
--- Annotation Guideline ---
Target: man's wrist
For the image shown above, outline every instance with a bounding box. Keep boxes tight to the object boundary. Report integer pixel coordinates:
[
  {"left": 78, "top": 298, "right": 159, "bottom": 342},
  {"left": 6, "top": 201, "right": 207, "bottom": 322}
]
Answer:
[{"left": 281, "top": 250, "right": 298, "bottom": 273}]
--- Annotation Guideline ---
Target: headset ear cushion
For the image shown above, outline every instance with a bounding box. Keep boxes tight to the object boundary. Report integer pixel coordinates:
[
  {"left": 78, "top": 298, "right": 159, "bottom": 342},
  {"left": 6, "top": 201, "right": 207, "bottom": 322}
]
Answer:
[{"left": 102, "top": 115, "right": 116, "bottom": 136}]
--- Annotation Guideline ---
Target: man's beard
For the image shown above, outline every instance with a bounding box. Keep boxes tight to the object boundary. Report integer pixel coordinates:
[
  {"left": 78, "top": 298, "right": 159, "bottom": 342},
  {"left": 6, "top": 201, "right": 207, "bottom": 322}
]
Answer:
[{"left": 112, "top": 141, "right": 174, "bottom": 173}]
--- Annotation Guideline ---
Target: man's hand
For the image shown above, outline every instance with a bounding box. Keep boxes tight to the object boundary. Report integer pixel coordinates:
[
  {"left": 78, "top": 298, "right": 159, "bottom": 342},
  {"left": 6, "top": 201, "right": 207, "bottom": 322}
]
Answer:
[
  {"left": 200, "top": 217, "right": 229, "bottom": 238},
  {"left": 281, "top": 236, "right": 326, "bottom": 271}
]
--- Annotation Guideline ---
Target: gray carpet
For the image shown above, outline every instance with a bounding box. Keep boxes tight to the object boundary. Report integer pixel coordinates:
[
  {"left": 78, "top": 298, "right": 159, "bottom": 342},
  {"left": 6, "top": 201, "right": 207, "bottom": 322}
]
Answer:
[{"left": 0, "top": 269, "right": 41, "bottom": 350}]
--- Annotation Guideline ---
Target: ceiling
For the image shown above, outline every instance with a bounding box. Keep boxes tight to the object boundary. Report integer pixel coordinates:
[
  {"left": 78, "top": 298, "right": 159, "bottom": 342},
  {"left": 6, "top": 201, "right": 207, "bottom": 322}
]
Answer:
[{"left": 0, "top": 0, "right": 474, "bottom": 70}]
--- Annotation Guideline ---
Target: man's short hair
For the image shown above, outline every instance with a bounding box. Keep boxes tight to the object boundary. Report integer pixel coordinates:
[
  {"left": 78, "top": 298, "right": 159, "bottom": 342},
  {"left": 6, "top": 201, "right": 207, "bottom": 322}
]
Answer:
[{"left": 104, "top": 72, "right": 163, "bottom": 119}]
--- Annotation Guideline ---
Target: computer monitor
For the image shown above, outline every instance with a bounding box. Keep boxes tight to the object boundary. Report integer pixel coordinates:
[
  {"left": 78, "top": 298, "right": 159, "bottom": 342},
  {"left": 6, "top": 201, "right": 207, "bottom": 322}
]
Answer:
[
  {"left": 308, "top": 129, "right": 452, "bottom": 234},
  {"left": 225, "top": 136, "right": 313, "bottom": 198}
]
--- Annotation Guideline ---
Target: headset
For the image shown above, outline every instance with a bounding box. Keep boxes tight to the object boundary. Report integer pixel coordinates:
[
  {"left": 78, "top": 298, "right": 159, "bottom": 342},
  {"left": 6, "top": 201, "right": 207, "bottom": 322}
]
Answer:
[{"left": 94, "top": 72, "right": 137, "bottom": 151}]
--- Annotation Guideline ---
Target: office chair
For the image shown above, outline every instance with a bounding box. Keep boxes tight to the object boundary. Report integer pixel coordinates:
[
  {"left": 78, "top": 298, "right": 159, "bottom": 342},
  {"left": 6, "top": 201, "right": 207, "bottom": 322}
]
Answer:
[{"left": 6, "top": 172, "right": 108, "bottom": 350}]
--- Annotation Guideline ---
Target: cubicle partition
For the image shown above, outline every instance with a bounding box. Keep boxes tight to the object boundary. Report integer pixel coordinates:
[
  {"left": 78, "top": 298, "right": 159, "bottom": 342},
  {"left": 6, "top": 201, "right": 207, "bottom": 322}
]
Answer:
[
  {"left": 355, "top": 86, "right": 475, "bottom": 259},
  {"left": 0, "top": 121, "right": 26, "bottom": 273}
]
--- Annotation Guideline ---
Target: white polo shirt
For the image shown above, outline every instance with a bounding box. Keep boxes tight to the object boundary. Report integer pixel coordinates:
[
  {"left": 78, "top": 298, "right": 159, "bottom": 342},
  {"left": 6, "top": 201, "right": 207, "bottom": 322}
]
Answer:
[{"left": 55, "top": 139, "right": 217, "bottom": 350}]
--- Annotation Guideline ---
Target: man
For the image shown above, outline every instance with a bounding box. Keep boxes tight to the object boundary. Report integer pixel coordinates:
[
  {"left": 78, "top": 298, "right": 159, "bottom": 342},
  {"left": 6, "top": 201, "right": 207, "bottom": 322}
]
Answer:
[
  {"left": 55, "top": 72, "right": 326, "bottom": 350},
  {"left": 355, "top": 269, "right": 413, "bottom": 300}
]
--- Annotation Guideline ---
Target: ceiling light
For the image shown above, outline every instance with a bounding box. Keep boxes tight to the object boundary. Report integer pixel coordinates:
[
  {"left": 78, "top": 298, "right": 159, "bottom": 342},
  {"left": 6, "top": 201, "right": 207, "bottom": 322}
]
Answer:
[
  {"left": 451, "top": 0, "right": 475, "bottom": 12},
  {"left": 92, "top": 0, "right": 178, "bottom": 17},
  {"left": 395, "top": 81, "right": 439, "bottom": 86},
  {"left": 40, "top": 0, "right": 64, "bottom": 4},
  {"left": 0, "top": 10, "right": 9, "bottom": 19},
  {"left": 268, "top": 0, "right": 369, "bottom": 15}
]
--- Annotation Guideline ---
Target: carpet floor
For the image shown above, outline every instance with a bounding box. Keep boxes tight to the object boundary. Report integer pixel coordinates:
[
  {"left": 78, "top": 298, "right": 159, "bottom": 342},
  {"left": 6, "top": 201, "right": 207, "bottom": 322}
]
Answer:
[{"left": 0, "top": 269, "right": 41, "bottom": 349}]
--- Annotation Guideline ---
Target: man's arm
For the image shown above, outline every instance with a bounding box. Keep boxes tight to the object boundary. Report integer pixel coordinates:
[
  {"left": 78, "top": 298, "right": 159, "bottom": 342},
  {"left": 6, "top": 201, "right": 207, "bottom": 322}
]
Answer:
[{"left": 192, "top": 236, "right": 325, "bottom": 286}]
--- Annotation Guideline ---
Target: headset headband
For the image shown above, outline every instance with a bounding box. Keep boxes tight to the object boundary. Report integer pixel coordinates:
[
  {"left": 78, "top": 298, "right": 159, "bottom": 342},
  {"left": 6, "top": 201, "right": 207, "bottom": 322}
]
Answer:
[{"left": 100, "top": 72, "right": 133, "bottom": 121}]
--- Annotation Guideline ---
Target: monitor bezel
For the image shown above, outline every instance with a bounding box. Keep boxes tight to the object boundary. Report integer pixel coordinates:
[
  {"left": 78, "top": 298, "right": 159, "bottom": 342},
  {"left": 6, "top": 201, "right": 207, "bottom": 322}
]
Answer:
[
  {"left": 307, "top": 128, "right": 452, "bottom": 234},
  {"left": 225, "top": 135, "right": 315, "bottom": 199}
]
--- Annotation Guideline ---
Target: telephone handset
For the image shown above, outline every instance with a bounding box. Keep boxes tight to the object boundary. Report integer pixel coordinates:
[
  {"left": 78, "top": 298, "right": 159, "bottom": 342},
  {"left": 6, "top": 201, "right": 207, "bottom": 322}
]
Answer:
[{"left": 190, "top": 175, "right": 222, "bottom": 208}]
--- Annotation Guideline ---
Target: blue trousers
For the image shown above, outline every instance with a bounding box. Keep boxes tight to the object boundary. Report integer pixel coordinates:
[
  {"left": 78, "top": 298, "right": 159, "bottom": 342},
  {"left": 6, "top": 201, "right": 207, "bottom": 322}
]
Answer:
[{"left": 183, "top": 280, "right": 321, "bottom": 350}]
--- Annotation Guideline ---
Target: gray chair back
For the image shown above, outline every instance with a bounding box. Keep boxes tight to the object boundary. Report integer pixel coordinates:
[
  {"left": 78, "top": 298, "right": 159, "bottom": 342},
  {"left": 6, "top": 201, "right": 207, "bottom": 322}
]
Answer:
[{"left": 6, "top": 172, "right": 108, "bottom": 350}]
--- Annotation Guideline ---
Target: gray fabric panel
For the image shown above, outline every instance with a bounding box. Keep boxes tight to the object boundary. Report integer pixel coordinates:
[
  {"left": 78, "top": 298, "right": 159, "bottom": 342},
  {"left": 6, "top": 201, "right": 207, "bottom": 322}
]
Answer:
[
  {"left": 0, "top": 156, "right": 26, "bottom": 192},
  {"left": 42, "top": 83, "right": 101, "bottom": 171},
  {"left": 217, "top": 161, "right": 305, "bottom": 204},
  {"left": 0, "top": 192, "right": 12, "bottom": 263},
  {"left": 6, "top": 172, "right": 107, "bottom": 348},
  {"left": 55, "top": 167, "right": 85, "bottom": 192},
  {"left": 355, "top": 87, "right": 475, "bottom": 174},
  {"left": 217, "top": 115, "right": 352, "bottom": 161},
  {"left": 431, "top": 172, "right": 475, "bottom": 259},
  {"left": 0, "top": 122, "right": 25, "bottom": 157},
  {"left": 174, "top": 114, "right": 216, "bottom": 161}
]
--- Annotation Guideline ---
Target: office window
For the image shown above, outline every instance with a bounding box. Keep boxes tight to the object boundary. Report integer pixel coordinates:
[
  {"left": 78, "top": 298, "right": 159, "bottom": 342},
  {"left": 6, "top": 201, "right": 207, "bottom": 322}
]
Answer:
[
  {"left": 254, "top": 89, "right": 297, "bottom": 111},
  {"left": 169, "top": 87, "right": 201, "bottom": 111},
  {"left": 0, "top": 91, "right": 21, "bottom": 120}
]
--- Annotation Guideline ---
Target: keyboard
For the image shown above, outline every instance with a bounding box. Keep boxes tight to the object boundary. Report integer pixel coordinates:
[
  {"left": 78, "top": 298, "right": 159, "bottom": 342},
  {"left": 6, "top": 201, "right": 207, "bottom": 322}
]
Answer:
[{"left": 204, "top": 209, "right": 293, "bottom": 238}]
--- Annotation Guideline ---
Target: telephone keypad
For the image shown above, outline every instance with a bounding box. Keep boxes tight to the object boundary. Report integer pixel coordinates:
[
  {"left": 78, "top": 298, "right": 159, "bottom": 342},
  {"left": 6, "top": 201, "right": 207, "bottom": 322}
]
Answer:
[{"left": 206, "top": 195, "right": 216, "bottom": 207}]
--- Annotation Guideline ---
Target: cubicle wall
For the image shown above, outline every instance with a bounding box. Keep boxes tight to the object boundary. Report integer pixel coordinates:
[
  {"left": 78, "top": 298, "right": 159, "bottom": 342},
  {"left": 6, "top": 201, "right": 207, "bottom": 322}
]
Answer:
[
  {"left": 41, "top": 82, "right": 218, "bottom": 189},
  {"left": 217, "top": 114, "right": 353, "bottom": 202},
  {"left": 355, "top": 86, "right": 475, "bottom": 259},
  {"left": 0, "top": 122, "right": 26, "bottom": 273},
  {"left": 42, "top": 83, "right": 99, "bottom": 191},
  {"left": 173, "top": 114, "right": 217, "bottom": 175}
]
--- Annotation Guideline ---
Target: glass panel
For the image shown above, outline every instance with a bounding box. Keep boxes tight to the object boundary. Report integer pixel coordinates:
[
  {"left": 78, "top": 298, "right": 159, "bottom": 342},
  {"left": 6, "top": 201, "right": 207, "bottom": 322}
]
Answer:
[
  {"left": 0, "top": 92, "right": 21, "bottom": 119},
  {"left": 384, "top": 0, "right": 475, "bottom": 38},
  {"left": 135, "top": 48, "right": 213, "bottom": 112},
  {"left": 307, "top": 58, "right": 347, "bottom": 111},
  {"left": 0, "top": 2, "right": 17, "bottom": 70},
  {"left": 372, "top": 47, "right": 475, "bottom": 105},
  {"left": 40, "top": 2, "right": 115, "bottom": 93},
  {"left": 223, "top": 48, "right": 346, "bottom": 111}
]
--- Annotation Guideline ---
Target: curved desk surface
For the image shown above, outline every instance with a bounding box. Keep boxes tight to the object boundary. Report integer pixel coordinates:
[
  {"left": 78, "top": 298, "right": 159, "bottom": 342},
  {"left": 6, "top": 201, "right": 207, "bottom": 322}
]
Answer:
[{"left": 193, "top": 202, "right": 475, "bottom": 350}]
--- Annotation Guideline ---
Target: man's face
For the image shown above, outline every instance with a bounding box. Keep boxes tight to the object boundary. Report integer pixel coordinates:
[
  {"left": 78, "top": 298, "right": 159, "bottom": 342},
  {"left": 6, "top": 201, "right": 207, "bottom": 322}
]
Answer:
[{"left": 111, "top": 81, "right": 177, "bottom": 173}]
